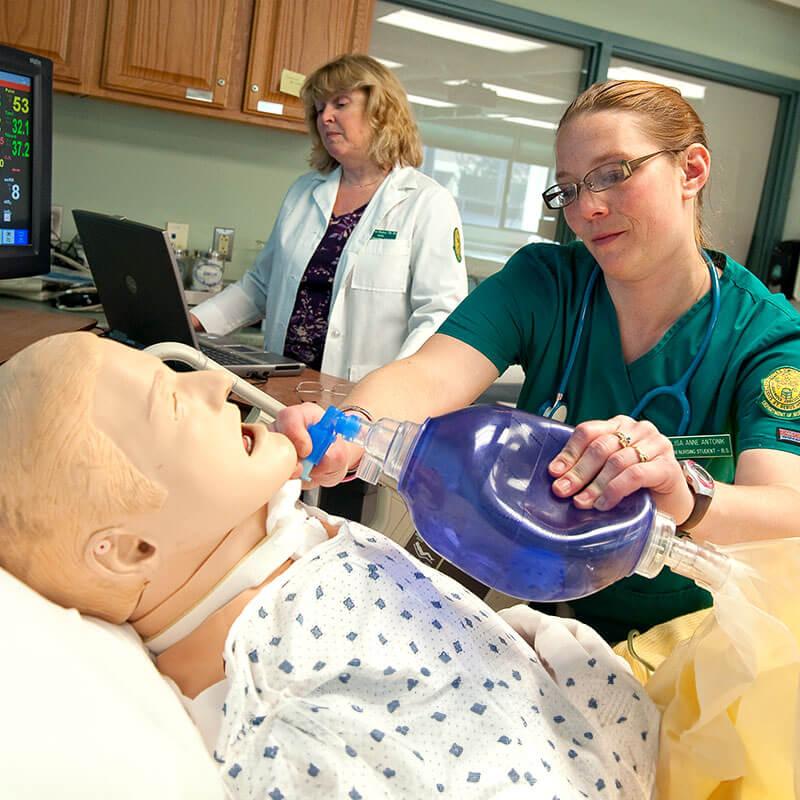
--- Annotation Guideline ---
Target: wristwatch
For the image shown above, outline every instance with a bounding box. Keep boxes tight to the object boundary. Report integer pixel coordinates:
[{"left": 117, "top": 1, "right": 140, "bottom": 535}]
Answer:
[{"left": 678, "top": 459, "right": 715, "bottom": 531}]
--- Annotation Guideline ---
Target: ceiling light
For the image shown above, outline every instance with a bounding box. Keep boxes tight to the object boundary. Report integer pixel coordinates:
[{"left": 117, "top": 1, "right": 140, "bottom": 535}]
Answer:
[
  {"left": 607, "top": 66, "right": 707, "bottom": 100},
  {"left": 445, "top": 80, "right": 562, "bottom": 105},
  {"left": 374, "top": 57, "right": 404, "bottom": 69},
  {"left": 407, "top": 94, "right": 456, "bottom": 108},
  {"left": 503, "top": 116, "right": 558, "bottom": 130},
  {"left": 378, "top": 10, "right": 544, "bottom": 53},
  {"left": 482, "top": 82, "right": 562, "bottom": 105}
]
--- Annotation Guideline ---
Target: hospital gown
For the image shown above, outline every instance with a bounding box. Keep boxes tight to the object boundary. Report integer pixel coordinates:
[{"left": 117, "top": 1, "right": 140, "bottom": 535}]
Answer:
[{"left": 215, "top": 519, "right": 658, "bottom": 798}]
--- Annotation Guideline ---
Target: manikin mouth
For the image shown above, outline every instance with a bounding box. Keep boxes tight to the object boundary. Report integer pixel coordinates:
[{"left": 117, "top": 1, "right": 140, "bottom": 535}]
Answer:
[{"left": 242, "top": 426, "right": 255, "bottom": 455}]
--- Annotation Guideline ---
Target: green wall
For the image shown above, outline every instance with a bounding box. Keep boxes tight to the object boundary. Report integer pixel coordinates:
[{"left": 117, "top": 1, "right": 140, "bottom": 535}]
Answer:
[
  {"left": 53, "top": 0, "right": 800, "bottom": 281},
  {"left": 54, "top": 95, "right": 310, "bottom": 279}
]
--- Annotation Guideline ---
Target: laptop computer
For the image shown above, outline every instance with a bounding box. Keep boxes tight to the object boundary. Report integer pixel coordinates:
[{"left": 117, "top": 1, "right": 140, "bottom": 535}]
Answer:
[{"left": 72, "top": 210, "right": 305, "bottom": 378}]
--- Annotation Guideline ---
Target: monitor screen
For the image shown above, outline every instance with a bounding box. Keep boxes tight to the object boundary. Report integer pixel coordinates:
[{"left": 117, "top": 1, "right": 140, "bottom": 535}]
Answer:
[
  {"left": 0, "top": 46, "right": 51, "bottom": 279},
  {"left": 0, "top": 68, "right": 32, "bottom": 247}
]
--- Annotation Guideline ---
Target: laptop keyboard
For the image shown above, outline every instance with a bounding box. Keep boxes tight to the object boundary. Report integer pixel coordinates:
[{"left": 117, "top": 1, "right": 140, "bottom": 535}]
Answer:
[{"left": 199, "top": 342, "right": 258, "bottom": 367}]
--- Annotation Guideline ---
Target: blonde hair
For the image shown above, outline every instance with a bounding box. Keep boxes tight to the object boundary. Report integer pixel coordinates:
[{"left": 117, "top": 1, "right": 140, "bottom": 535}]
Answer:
[
  {"left": 301, "top": 53, "right": 423, "bottom": 173},
  {"left": 0, "top": 333, "right": 166, "bottom": 622},
  {"left": 559, "top": 79, "right": 711, "bottom": 248}
]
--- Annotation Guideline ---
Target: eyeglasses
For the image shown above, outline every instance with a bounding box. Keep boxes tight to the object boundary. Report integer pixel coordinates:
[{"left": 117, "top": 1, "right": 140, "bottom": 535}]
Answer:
[
  {"left": 295, "top": 381, "right": 350, "bottom": 405},
  {"left": 541, "top": 149, "right": 682, "bottom": 210}
]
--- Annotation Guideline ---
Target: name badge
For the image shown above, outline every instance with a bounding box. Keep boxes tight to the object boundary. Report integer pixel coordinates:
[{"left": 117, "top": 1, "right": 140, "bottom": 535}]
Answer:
[
  {"left": 668, "top": 433, "right": 733, "bottom": 459},
  {"left": 371, "top": 229, "right": 397, "bottom": 240}
]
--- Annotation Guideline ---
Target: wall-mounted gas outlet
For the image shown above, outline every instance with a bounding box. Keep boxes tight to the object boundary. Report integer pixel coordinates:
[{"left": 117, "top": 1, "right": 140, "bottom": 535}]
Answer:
[
  {"left": 166, "top": 221, "right": 190, "bottom": 251},
  {"left": 213, "top": 226, "right": 235, "bottom": 261}
]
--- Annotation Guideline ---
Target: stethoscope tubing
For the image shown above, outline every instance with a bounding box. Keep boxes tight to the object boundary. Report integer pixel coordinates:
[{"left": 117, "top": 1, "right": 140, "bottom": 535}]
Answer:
[{"left": 541, "top": 250, "right": 721, "bottom": 436}]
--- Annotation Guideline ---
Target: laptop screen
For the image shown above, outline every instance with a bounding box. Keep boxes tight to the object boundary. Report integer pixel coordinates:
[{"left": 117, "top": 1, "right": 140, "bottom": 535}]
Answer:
[{"left": 73, "top": 210, "right": 199, "bottom": 349}]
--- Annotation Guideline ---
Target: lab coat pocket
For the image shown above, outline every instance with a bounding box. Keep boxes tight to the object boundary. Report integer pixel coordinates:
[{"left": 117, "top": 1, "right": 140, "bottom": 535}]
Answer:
[{"left": 350, "top": 239, "right": 411, "bottom": 294}]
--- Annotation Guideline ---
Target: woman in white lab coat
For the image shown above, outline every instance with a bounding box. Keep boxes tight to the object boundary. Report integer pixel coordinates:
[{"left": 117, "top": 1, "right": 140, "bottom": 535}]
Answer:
[{"left": 192, "top": 54, "right": 467, "bottom": 382}]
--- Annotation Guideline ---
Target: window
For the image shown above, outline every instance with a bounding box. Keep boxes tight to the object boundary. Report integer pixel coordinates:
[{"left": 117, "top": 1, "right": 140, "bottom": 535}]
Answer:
[
  {"left": 370, "top": 1, "right": 585, "bottom": 286},
  {"left": 369, "top": 1, "right": 799, "bottom": 284},
  {"left": 608, "top": 59, "right": 779, "bottom": 264}
]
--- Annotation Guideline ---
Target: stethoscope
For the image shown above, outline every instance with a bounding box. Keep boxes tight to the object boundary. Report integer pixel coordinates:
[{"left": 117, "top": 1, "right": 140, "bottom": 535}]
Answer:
[{"left": 539, "top": 250, "right": 721, "bottom": 436}]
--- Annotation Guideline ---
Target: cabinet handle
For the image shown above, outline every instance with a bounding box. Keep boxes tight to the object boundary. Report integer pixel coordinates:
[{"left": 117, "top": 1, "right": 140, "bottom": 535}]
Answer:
[
  {"left": 217, "top": 78, "right": 226, "bottom": 86},
  {"left": 185, "top": 88, "right": 214, "bottom": 103},
  {"left": 250, "top": 84, "right": 260, "bottom": 92},
  {"left": 256, "top": 100, "right": 284, "bottom": 115}
]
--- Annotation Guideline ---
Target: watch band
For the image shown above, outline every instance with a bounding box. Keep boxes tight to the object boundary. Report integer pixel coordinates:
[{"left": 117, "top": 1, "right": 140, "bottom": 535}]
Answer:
[
  {"left": 680, "top": 493, "right": 713, "bottom": 531},
  {"left": 678, "top": 459, "right": 715, "bottom": 531}
]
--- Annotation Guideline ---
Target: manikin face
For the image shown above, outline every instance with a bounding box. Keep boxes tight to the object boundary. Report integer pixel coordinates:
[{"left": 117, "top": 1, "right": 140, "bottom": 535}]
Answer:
[
  {"left": 315, "top": 88, "right": 373, "bottom": 167},
  {"left": 556, "top": 110, "right": 691, "bottom": 280},
  {"left": 91, "top": 345, "right": 297, "bottom": 558}
]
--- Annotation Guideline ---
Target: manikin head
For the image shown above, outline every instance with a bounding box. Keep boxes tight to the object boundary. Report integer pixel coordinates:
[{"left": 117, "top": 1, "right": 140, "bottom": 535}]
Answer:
[{"left": 0, "top": 333, "right": 296, "bottom": 623}]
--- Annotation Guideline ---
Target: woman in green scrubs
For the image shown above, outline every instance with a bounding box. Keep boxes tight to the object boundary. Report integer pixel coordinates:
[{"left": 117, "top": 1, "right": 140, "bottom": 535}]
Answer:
[{"left": 277, "top": 80, "right": 800, "bottom": 643}]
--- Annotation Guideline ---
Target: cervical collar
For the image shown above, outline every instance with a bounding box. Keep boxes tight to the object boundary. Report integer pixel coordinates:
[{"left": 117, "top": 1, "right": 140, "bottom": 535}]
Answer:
[{"left": 145, "top": 481, "right": 328, "bottom": 655}]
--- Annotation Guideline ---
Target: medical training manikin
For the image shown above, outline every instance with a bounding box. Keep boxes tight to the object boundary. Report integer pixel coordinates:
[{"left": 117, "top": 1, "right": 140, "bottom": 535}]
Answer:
[
  {"left": 6, "top": 334, "right": 800, "bottom": 800},
  {"left": 0, "top": 333, "right": 660, "bottom": 799}
]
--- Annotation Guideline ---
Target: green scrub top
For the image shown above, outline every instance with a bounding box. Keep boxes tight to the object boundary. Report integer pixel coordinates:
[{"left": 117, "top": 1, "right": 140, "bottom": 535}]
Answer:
[{"left": 439, "top": 241, "right": 800, "bottom": 642}]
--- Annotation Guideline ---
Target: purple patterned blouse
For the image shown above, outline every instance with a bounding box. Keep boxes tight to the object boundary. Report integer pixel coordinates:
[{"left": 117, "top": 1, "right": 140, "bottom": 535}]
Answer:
[{"left": 283, "top": 203, "right": 367, "bottom": 370}]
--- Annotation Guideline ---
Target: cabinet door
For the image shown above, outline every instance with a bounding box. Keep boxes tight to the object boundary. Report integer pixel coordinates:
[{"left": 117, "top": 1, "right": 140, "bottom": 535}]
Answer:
[
  {"left": 0, "top": 0, "right": 95, "bottom": 87},
  {"left": 244, "top": 0, "right": 374, "bottom": 126},
  {"left": 102, "top": 0, "right": 239, "bottom": 108}
]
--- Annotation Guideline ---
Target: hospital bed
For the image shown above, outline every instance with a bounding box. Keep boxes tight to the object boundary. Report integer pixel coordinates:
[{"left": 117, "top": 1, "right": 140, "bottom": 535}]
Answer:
[{"left": 4, "top": 531, "right": 798, "bottom": 799}]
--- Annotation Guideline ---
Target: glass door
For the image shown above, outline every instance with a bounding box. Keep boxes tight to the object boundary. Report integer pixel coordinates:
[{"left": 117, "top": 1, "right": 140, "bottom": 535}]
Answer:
[
  {"left": 607, "top": 59, "right": 780, "bottom": 265},
  {"left": 370, "top": 1, "right": 587, "bottom": 289}
]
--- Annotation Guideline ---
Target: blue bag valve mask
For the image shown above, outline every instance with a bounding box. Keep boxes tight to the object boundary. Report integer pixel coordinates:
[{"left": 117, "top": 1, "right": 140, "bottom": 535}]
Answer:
[
  {"left": 300, "top": 405, "right": 732, "bottom": 602},
  {"left": 299, "top": 407, "right": 365, "bottom": 481}
]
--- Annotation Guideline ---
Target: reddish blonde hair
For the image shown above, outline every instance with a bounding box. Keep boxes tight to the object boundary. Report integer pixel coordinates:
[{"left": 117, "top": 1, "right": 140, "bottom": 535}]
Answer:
[
  {"left": 301, "top": 53, "right": 423, "bottom": 173},
  {"left": 559, "top": 80, "right": 710, "bottom": 248}
]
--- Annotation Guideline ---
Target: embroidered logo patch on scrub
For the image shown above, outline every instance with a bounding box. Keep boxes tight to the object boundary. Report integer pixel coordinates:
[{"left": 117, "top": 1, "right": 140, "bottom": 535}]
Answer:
[
  {"left": 759, "top": 366, "right": 800, "bottom": 419},
  {"left": 453, "top": 228, "right": 462, "bottom": 263}
]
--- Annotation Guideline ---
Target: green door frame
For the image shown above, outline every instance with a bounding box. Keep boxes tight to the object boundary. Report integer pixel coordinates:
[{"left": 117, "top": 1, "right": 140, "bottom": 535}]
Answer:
[{"left": 390, "top": 0, "right": 800, "bottom": 281}]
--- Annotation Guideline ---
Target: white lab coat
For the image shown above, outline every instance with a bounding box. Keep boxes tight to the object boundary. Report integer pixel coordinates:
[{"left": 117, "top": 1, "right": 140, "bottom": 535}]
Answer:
[{"left": 193, "top": 165, "right": 468, "bottom": 381}]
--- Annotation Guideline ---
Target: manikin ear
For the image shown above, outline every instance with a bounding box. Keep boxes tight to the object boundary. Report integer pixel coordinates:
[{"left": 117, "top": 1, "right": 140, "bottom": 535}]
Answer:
[
  {"left": 85, "top": 528, "right": 160, "bottom": 580},
  {"left": 681, "top": 143, "right": 711, "bottom": 201}
]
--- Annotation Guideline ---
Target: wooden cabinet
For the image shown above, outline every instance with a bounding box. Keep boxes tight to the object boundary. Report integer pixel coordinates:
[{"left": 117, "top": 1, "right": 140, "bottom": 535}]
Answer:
[
  {"left": 0, "top": 0, "right": 98, "bottom": 89},
  {"left": 0, "top": 0, "right": 375, "bottom": 132},
  {"left": 102, "top": 0, "right": 240, "bottom": 109},
  {"left": 244, "top": 0, "right": 374, "bottom": 126}
]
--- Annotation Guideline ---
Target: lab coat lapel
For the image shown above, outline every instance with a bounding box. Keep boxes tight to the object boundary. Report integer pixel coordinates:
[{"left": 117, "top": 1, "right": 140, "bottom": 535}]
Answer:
[
  {"left": 349, "top": 166, "right": 416, "bottom": 252},
  {"left": 311, "top": 166, "right": 342, "bottom": 222},
  {"left": 332, "top": 166, "right": 416, "bottom": 297}
]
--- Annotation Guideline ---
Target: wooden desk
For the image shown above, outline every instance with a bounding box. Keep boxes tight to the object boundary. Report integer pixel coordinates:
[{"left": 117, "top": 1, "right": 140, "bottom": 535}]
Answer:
[
  {"left": 0, "top": 307, "right": 98, "bottom": 364},
  {"left": 0, "top": 300, "right": 349, "bottom": 406},
  {"left": 249, "top": 369, "right": 351, "bottom": 408}
]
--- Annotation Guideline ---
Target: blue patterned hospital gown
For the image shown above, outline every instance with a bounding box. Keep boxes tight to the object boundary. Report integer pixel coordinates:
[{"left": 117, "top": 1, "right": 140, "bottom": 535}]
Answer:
[{"left": 216, "top": 521, "right": 657, "bottom": 798}]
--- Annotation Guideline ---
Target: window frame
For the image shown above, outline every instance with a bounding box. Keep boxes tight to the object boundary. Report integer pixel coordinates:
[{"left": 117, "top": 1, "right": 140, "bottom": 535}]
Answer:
[{"left": 391, "top": 0, "right": 800, "bottom": 281}]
